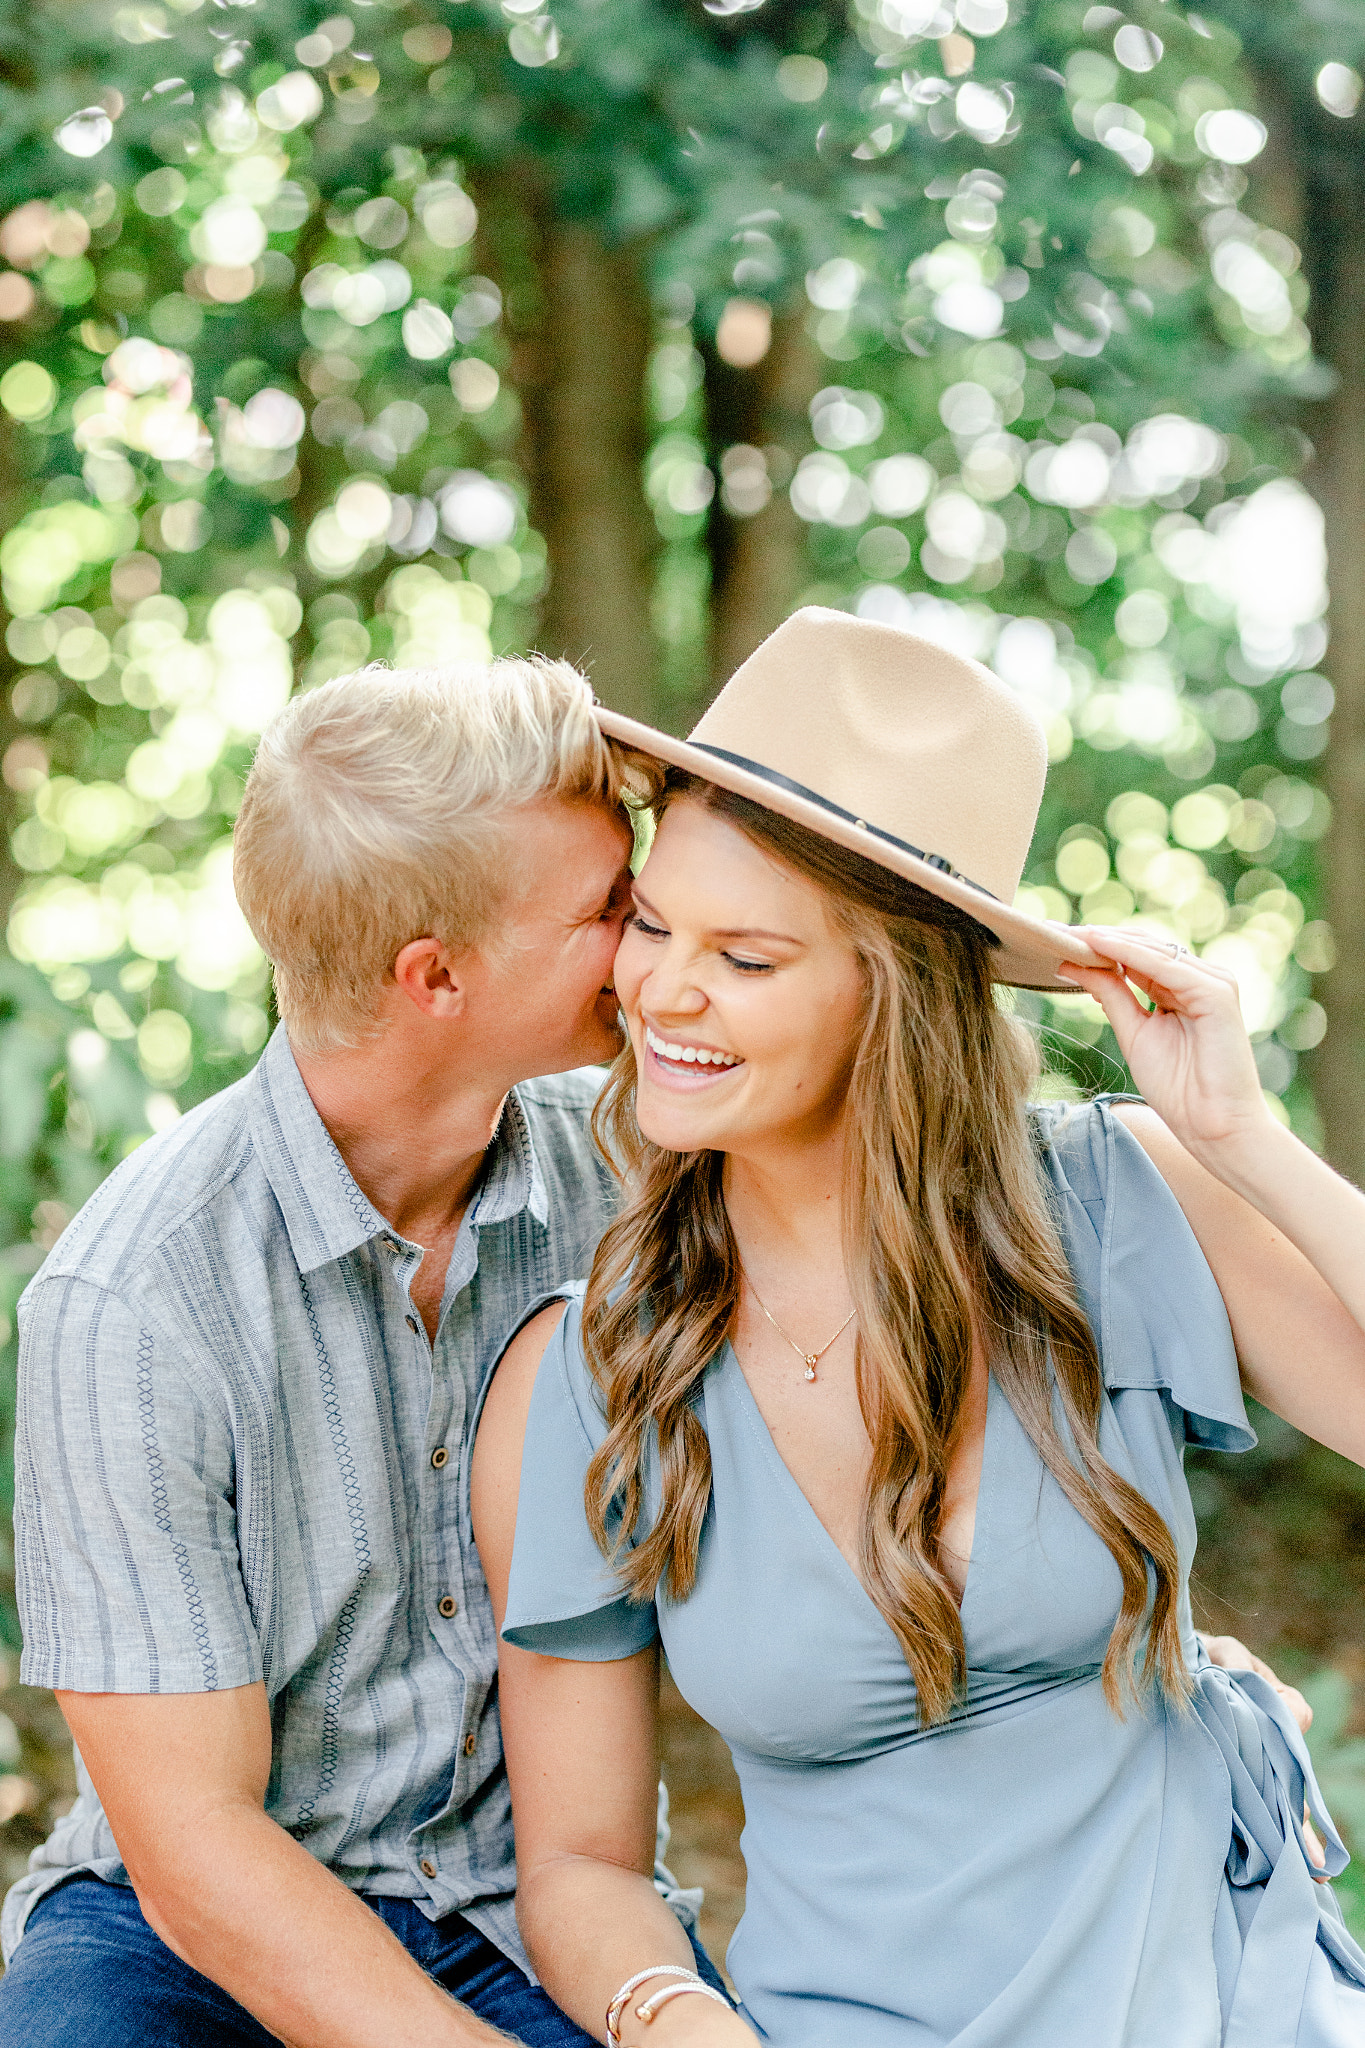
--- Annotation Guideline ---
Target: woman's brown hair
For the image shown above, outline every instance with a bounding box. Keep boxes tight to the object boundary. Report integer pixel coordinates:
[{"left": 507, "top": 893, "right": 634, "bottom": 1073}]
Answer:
[{"left": 582, "top": 772, "right": 1188, "bottom": 1725}]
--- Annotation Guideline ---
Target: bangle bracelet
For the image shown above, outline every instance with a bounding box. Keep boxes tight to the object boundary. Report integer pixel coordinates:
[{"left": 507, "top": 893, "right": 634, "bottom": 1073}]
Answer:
[
  {"left": 635, "top": 1980, "right": 733, "bottom": 2027},
  {"left": 607, "top": 1967, "right": 703, "bottom": 2043}
]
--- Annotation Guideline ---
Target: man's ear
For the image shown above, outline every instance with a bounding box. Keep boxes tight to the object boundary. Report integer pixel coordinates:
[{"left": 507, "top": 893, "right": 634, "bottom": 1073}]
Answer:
[{"left": 392, "top": 936, "right": 468, "bottom": 1019}]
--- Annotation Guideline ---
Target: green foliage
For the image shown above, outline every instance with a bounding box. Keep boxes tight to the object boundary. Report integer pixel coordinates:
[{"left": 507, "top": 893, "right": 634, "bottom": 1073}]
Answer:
[
  {"left": 1303, "top": 1665, "right": 1365, "bottom": 1942},
  {"left": 1304, "top": 1667, "right": 1365, "bottom": 1842},
  {"left": 0, "top": 0, "right": 1353, "bottom": 1643}
]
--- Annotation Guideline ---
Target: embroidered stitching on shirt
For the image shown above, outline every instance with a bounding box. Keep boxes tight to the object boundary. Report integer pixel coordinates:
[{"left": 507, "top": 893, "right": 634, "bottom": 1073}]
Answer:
[{"left": 136, "top": 1326, "right": 219, "bottom": 1691}]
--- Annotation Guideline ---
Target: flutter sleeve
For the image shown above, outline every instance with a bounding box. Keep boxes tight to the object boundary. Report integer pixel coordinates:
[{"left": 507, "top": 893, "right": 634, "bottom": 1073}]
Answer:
[
  {"left": 1034, "top": 1094, "right": 1257, "bottom": 1453},
  {"left": 501, "top": 1284, "right": 661, "bottom": 1661}
]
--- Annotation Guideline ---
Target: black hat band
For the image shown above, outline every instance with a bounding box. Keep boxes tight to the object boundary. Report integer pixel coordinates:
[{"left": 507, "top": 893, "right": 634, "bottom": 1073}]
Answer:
[{"left": 691, "top": 744, "right": 1000, "bottom": 905}]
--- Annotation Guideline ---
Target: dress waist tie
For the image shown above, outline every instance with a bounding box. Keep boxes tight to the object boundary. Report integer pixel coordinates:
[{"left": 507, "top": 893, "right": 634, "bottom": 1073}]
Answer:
[{"left": 1192, "top": 1662, "right": 1365, "bottom": 2046}]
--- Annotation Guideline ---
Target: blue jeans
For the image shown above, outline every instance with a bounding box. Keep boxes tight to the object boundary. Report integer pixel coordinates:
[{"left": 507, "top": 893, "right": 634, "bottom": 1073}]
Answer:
[{"left": 0, "top": 1876, "right": 726, "bottom": 2045}]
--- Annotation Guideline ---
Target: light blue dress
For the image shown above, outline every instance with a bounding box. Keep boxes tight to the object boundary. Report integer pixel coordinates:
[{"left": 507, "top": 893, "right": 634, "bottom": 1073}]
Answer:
[{"left": 502, "top": 1099, "right": 1365, "bottom": 2045}]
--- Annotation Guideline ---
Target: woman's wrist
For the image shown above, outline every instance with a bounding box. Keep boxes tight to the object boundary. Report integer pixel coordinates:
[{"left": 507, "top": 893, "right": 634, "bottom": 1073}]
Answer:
[
  {"left": 609, "top": 1962, "right": 750, "bottom": 2047},
  {"left": 1185, "top": 1107, "right": 1304, "bottom": 1213},
  {"left": 619, "top": 1990, "right": 753, "bottom": 2047},
  {"left": 607, "top": 1965, "right": 709, "bottom": 2039}
]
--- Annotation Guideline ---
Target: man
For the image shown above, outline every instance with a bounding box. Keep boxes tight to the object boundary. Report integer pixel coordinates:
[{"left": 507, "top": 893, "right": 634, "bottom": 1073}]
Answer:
[{"left": 0, "top": 656, "right": 708, "bottom": 2046}]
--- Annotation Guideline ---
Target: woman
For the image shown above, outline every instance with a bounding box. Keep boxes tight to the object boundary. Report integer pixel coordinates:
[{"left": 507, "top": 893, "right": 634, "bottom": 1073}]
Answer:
[{"left": 472, "top": 608, "right": 1365, "bottom": 2047}]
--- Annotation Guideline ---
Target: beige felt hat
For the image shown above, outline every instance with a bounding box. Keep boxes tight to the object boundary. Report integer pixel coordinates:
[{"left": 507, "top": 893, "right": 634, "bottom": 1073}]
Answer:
[{"left": 595, "top": 606, "right": 1103, "bottom": 990}]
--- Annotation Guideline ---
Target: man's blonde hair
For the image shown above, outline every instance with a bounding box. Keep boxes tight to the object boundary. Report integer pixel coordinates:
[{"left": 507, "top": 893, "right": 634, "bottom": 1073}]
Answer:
[{"left": 234, "top": 657, "right": 639, "bottom": 1056}]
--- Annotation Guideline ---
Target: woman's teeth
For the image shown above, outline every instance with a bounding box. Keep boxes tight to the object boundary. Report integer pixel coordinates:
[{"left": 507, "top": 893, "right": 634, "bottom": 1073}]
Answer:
[{"left": 645, "top": 1025, "right": 741, "bottom": 1069}]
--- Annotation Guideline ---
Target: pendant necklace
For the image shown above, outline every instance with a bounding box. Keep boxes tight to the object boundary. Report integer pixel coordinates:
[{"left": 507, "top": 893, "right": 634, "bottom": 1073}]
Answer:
[{"left": 742, "top": 1274, "right": 857, "bottom": 1382}]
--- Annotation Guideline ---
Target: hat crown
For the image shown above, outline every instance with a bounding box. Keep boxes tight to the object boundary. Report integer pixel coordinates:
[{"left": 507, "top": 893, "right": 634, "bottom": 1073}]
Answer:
[{"left": 688, "top": 608, "right": 1047, "bottom": 905}]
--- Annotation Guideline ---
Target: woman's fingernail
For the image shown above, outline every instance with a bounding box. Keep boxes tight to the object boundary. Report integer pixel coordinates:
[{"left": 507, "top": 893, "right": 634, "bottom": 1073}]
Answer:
[{"left": 1055, "top": 970, "right": 1080, "bottom": 985}]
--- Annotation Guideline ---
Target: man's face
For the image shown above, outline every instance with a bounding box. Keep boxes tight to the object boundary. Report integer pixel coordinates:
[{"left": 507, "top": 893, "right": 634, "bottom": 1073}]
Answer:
[{"left": 469, "top": 796, "right": 635, "bottom": 1079}]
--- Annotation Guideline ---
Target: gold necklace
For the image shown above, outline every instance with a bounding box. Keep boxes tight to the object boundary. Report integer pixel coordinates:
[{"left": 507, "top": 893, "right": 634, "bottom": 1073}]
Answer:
[{"left": 742, "top": 1274, "right": 857, "bottom": 1383}]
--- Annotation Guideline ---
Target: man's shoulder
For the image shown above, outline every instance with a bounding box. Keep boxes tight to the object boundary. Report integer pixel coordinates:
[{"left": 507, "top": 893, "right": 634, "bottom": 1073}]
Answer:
[
  {"left": 516, "top": 1064, "right": 609, "bottom": 1118},
  {"left": 513, "top": 1067, "right": 617, "bottom": 1218},
  {"left": 515, "top": 1066, "right": 611, "bottom": 1171},
  {"left": 23, "top": 1069, "right": 262, "bottom": 1303}
]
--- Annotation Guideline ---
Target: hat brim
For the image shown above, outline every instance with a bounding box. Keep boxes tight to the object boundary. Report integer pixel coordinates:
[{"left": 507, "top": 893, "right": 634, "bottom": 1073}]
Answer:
[{"left": 597, "top": 706, "right": 1104, "bottom": 992}]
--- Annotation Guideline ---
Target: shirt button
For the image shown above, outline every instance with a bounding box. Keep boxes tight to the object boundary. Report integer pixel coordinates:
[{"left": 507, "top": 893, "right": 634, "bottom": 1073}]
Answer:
[
  {"left": 406, "top": 1315, "right": 419, "bottom": 1335},
  {"left": 420, "top": 1858, "right": 437, "bottom": 1879},
  {"left": 431, "top": 1446, "right": 449, "bottom": 1469},
  {"left": 463, "top": 1734, "right": 477, "bottom": 1757},
  {"left": 438, "top": 1595, "right": 458, "bottom": 1619}
]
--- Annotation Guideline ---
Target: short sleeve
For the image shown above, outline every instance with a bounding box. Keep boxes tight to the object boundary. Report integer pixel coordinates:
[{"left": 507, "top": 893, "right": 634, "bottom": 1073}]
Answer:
[
  {"left": 14, "top": 1275, "right": 263, "bottom": 1693},
  {"left": 1034, "top": 1096, "right": 1256, "bottom": 1453},
  {"left": 501, "top": 1288, "right": 660, "bottom": 1662}
]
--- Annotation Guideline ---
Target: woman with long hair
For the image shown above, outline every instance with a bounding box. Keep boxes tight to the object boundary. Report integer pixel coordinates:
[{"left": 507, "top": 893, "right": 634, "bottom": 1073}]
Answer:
[{"left": 472, "top": 609, "right": 1365, "bottom": 2046}]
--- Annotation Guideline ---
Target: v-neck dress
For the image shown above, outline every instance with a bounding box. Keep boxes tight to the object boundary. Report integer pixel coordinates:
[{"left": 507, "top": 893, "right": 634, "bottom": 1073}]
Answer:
[{"left": 501, "top": 1098, "right": 1365, "bottom": 2046}]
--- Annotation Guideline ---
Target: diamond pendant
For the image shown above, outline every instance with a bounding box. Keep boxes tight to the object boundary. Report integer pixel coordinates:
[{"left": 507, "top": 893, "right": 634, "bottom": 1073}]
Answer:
[{"left": 804, "top": 1358, "right": 818, "bottom": 1382}]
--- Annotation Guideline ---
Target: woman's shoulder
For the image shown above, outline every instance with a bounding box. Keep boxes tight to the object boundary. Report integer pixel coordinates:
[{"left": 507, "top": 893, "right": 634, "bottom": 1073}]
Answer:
[
  {"left": 484, "top": 1281, "right": 611, "bottom": 1453},
  {"left": 496, "top": 1282, "right": 663, "bottom": 1660},
  {"left": 1029, "top": 1090, "right": 1181, "bottom": 1222},
  {"left": 1029, "top": 1093, "right": 1253, "bottom": 1449},
  {"left": 1028, "top": 1089, "right": 1131, "bottom": 1187}
]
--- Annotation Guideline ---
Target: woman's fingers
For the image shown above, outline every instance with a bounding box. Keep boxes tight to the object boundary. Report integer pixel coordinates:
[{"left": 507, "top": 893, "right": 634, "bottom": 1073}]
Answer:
[
  {"left": 1056, "top": 924, "right": 1270, "bottom": 1150},
  {"left": 1273, "top": 1679, "right": 1315, "bottom": 1737},
  {"left": 1068, "top": 926, "right": 1238, "bottom": 994},
  {"left": 1053, "top": 959, "right": 1147, "bottom": 1028},
  {"left": 1068, "top": 930, "right": 1198, "bottom": 989},
  {"left": 1304, "top": 1810, "right": 1329, "bottom": 1875},
  {"left": 1060, "top": 928, "right": 1244, "bottom": 1020},
  {"left": 1201, "top": 1631, "right": 1258, "bottom": 1676},
  {"left": 1199, "top": 1637, "right": 1323, "bottom": 1868}
]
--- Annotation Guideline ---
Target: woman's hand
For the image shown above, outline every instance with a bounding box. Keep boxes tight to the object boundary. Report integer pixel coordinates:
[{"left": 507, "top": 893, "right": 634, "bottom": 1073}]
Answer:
[
  {"left": 1200, "top": 1632, "right": 1313, "bottom": 1734},
  {"left": 1067, "top": 938, "right": 1365, "bottom": 1470},
  {"left": 1200, "top": 1634, "right": 1327, "bottom": 1874},
  {"left": 1056, "top": 926, "right": 1273, "bottom": 1168}
]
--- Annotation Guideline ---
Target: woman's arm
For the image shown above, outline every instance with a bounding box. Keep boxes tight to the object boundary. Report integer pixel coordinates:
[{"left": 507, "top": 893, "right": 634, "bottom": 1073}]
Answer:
[
  {"left": 1059, "top": 926, "right": 1365, "bottom": 1466},
  {"left": 472, "top": 1305, "right": 754, "bottom": 2048}
]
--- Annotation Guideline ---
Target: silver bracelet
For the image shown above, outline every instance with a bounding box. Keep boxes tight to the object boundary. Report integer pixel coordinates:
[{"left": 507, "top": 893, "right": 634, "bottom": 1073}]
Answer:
[
  {"left": 635, "top": 1979, "right": 734, "bottom": 2027},
  {"left": 606, "top": 1967, "right": 704, "bottom": 2043}
]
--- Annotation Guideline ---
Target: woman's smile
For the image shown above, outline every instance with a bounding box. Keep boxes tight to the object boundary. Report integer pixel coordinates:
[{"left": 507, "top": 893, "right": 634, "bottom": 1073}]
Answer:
[{"left": 642, "top": 1021, "right": 745, "bottom": 1086}]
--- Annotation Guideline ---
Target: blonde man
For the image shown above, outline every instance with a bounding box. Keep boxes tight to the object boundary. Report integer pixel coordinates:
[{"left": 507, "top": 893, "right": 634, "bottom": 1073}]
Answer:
[{"left": 0, "top": 659, "right": 716, "bottom": 2048}]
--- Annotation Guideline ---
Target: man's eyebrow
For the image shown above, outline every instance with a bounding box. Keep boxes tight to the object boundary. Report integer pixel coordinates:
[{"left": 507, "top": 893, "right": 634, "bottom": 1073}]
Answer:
[{"left": 631, "top": 883, "right": 803, "bottom": 948}]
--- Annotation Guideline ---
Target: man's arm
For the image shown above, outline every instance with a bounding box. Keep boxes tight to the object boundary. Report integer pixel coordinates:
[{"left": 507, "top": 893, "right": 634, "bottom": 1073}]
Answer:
[
  {"left": 18, "top": 1276, "right": 510, "bottom": 2046},
  {"left": 58, "top": 1682, "right": 515, "bottom": 2048}
]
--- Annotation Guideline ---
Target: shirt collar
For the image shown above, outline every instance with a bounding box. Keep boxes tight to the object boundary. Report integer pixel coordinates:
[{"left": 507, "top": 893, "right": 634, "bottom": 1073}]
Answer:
[
  {"left": 475, "top": 1087, "right": 549, "bottom": 1231},
  {"left": 248, "top": 1025, "right": 548, "bottom": 1275}
]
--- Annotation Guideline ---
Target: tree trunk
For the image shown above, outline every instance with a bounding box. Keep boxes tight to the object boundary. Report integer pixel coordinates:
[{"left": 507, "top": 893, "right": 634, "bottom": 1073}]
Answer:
[
  {"left": 0, "top": 413, "right": 46, "bottom": 934},
  {"left": 1287, "top": 105, "right": 1365, "bottom": 1181},
  {"left": 701, "top": 305, "right": 820, "bottom": 693},
  {"left": 500, "top": 196, "right": 660, "bottom": 722},
  {"left": 1307, "top": 184, "right": 1365, "bottom": 1182},
  {"left": 1251, "top": 59, "right": 1365, "bottom": 1178}
]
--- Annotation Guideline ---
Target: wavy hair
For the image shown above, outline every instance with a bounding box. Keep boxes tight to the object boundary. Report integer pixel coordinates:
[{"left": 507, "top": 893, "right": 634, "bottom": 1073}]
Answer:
[{"left": 581, "top": 772, "right": 1188, "bottom": 1725}]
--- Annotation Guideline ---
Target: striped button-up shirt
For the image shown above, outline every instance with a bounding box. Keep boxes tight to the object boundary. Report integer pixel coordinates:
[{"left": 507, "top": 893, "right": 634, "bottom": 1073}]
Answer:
[{"left": 3, "top": 1025, "right": 621, "bottom": 1964}]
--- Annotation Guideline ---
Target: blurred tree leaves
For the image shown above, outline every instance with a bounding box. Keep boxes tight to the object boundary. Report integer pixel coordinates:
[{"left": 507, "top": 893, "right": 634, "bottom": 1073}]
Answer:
[
  {"left": 1304, "top": 1666, "right": 1365, "bottom": 1847},
  {"left": 0, "top": 0, "right": 1356, "bottom": 1658},
  {"left": 1303, "top": 1665, "right": 1365, "bottom": 1939}
]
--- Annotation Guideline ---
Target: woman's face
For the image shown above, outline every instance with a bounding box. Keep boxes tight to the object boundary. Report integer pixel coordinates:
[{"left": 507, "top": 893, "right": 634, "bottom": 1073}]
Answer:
[{"left": 613, "top": 798, "right": 867, "bottom": 1159}]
